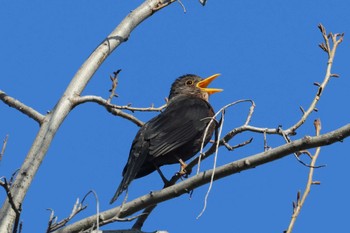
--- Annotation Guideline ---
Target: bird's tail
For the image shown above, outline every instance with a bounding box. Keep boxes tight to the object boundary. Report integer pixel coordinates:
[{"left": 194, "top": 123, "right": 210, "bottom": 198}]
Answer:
[
  {"left": 110, "top": 136, "right": 149, "bottom": 204},
  {"left": 109, "top": 158, "right": 142, "bottom": 204},
  {"left": 109, "top": 181, "right": 127, "bottom": 204}
]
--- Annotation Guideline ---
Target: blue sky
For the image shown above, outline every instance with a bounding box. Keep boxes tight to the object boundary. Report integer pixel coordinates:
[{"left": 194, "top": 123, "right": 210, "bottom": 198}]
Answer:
[{"left": 1, "top": 1, "right": 350, "bottom": 232}]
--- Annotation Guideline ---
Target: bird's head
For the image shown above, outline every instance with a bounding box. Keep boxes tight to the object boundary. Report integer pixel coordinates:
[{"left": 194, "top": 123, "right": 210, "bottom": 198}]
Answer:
[{"left": 168, "top": 74, "right": 223, "bottom": 101}]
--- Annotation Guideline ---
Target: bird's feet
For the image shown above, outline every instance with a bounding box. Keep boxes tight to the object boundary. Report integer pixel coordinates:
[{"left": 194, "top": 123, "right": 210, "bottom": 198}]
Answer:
[{"left": 176, "top": 159, "right": 192, "bottom": 178}]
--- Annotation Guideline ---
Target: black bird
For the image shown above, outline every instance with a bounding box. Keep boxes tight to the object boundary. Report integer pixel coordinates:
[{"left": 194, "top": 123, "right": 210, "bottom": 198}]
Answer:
[{"left": 110, "top": 74, "right": 222, "bottom": 204}]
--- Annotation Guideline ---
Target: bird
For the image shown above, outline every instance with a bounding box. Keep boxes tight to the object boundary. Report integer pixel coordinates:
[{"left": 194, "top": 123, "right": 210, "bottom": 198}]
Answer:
[{"left": 110, "top": 73, "right": 223, "bottom": 204}]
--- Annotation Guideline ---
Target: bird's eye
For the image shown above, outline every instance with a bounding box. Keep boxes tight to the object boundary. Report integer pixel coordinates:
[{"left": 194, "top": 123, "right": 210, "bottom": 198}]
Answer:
[{"left": 186, "top": 80, "right": 193, "bottom": 86}]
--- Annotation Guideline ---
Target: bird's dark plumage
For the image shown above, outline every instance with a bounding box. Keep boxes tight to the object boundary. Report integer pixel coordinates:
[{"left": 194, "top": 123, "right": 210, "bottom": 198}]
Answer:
[{"left": 110, "top": 74, "right": 222, "bottom": 204}]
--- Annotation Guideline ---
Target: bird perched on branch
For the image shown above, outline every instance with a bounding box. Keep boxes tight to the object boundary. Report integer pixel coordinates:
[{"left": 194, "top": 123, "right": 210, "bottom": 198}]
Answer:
[{"left": 110, "top": 74, "right": 223, "bottom": 204}]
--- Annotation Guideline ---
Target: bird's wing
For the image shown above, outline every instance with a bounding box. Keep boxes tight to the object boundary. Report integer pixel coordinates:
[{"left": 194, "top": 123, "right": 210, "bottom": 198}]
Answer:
[{"left": 145, "top": 96, "right": 214, "bottom": 158}]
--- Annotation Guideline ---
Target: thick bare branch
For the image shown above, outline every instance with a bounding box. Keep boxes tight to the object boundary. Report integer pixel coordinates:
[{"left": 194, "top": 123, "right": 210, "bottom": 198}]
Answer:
[{"left": 54, "top": 124, "right": 350, "bottom": 233}]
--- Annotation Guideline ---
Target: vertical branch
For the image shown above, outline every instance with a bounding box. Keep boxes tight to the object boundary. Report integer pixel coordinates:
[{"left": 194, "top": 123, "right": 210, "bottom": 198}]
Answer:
[
  {"left": 285, "top": 119, "right": 322, "bottom": 233},
  {"left": 107, "top": 69, "right": 121, "bottom": 104}
]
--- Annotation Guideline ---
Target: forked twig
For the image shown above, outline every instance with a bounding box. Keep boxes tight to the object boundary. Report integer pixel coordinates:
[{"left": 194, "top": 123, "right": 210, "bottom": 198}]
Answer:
[{"left": 46, "top": 197, "right": 88, "bottom": 232}]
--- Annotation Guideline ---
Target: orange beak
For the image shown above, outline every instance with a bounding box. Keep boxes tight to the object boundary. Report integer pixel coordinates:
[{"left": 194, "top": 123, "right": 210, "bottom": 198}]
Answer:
[{"left": 196, "top": 73, "right": 223, "bottom": 94}]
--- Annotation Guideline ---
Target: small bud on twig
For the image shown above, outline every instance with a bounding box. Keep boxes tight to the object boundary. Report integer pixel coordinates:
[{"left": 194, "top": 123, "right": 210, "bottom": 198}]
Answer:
[{"left": 330, "top": 73, "right": 340, "bottom": 78}]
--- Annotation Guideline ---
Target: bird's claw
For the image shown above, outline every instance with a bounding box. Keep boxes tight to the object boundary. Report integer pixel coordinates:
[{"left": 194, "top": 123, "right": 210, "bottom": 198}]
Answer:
[{"left": 176, "top": 166, "right": 192, "bottom": 179}]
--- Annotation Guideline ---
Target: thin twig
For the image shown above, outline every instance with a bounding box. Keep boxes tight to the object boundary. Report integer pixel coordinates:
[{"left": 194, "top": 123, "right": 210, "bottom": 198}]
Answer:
[
  {"left": 263, "top": 130, "right": 270, "bottom": 151},
  {"left": 74, "top": 95, "right": 167, "bottom": 112},
  {"left": 222, "top": 137, "right": 253, "bottom": 151},
  {"left": 110, "top": 104, "right": 166, "bottom": 113},
  {"left": 46, "top": 197, "right": 88, "bottom": 232},
  {"left": 107, "top": 69, "right": 122, "bottom": 104},
  {"left": 176, "top": 0, "right": 186, "bottom": 13},
  {"left": 0, "top": 134, "right": 9, "bottom": 162},
  {"left": 82, "top": 190, "right": 100, "bottom": 232},
  {"left": 72, "top": 95, "right": 146, "bottom": 126},
  {"left": 73, "top": 95, "right": 167, "bottom": 127},
  {"left": 280, "top": 127, "right": 324, "bottom": 168},
  {"left": 285, "top": 119, "right": 323, "bottom": 233}
]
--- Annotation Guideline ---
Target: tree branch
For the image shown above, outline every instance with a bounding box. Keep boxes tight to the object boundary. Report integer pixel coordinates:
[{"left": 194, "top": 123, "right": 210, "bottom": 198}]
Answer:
[
  {"left": 53, "top": 124, "right": 350, "bottom": 233},
  {"left": 76, "top": 95, "right": 167, "bottom": 113},
  {"left": 73, "top": 95, "right": 145, "bottom": 127},
  {"left": 0, "top": 134, "right": 9, "bottom": 162},
  {"left": 0, "top": 90, "right": 45, "bottom": 124},
  {"left": 72, "top": 95, "right": 167, "bottom": 127},
  {"left": 285, "top": 119, "right": 323, "bottom": 233}
]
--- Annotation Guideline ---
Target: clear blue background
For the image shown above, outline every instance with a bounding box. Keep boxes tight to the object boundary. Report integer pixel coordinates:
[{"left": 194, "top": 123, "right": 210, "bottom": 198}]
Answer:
[{"left": 1, "top": 1, "right": 349, "bottom": 232}]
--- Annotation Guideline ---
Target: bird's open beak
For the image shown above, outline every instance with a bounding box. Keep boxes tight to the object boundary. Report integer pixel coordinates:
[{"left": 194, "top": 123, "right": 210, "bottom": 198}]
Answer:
[{"left": 196, "top": 73, "right": 223, "bottom": 94}]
